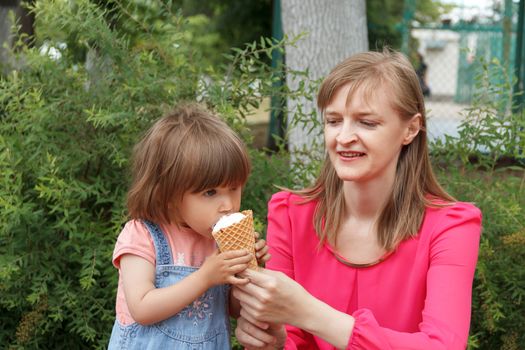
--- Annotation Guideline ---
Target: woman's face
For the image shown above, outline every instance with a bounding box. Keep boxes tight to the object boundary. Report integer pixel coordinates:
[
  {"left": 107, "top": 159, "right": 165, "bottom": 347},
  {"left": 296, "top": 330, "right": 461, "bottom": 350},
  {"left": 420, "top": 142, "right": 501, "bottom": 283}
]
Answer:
[{"left": 323, "top": 83, "right": 419, "bottom": 185}]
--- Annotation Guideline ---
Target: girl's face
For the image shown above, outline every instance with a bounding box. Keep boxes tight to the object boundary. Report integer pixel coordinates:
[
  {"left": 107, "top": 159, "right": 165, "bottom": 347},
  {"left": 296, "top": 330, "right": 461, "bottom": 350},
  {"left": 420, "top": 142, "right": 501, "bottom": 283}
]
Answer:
[
  {"left": 324, "top": 83, "right": 419, "bottom": 186},
  {"left": 178, "top": 185, "right": 242, "bottom": 238}
]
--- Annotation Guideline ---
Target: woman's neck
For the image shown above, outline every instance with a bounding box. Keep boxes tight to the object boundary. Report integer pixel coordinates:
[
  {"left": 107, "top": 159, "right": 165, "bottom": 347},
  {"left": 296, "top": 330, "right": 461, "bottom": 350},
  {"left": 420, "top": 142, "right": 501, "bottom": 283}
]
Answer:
[{"left": 342, "top": 175, "right": 394, "bottom": 221}]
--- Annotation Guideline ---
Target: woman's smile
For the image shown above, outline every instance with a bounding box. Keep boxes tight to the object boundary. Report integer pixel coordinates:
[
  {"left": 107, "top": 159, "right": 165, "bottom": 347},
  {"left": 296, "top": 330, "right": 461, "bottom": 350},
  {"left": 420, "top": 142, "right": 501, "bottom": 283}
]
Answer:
[{"left": 337, "top": 151, "right": 366, "bottom": 160}]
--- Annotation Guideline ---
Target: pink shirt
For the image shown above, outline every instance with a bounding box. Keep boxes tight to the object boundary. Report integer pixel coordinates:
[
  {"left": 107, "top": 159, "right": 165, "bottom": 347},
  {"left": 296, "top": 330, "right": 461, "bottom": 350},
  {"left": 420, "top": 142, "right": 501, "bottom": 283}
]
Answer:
[
  {"left": 266, "top": 191, "right": 481, "bottom": 350},
  {"left": 112, "top": 220, "right": 216, "bottom": 325}
]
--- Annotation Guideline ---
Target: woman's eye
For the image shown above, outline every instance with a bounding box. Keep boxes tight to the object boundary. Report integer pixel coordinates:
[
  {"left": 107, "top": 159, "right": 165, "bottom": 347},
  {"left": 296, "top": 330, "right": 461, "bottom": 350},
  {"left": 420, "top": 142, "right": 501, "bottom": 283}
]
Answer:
[
  {"left": 325, "top": 118, "right": 340, "bottom": 125},
  {"left": 360, "top": 120, "right": 377, "bottom": 127},
  {"left": 203, "top": 189, "right": 217, "bottom": 197}
]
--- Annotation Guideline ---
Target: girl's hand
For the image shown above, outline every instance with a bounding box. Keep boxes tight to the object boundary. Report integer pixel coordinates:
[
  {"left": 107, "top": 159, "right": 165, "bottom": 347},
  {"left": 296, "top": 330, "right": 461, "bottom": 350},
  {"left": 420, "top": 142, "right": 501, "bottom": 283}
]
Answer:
[
  {"left": 198, "top": 249, "right": 252, "bottom": 287},
  {"left": 235, "top": 316, "right": 286, "bottom": 350},
  {"left": 254, "top": 232, "right": 271, "bottom": 266},
  {"left": 233, "top": 268, "right": 310, "bottom": 325}
]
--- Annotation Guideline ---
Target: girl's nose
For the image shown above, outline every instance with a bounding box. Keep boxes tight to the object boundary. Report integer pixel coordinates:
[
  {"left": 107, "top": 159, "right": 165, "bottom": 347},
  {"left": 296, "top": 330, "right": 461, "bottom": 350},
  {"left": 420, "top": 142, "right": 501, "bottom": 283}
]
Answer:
[{"left": 219, "top": 195, "right": 234, "bottom": 213}]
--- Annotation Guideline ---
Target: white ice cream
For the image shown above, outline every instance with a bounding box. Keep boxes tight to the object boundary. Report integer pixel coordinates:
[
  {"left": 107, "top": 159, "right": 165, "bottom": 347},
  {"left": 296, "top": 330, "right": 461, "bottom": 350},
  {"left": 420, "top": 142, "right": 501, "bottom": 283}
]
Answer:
[{"left": 212, "top": 212, "right": 246, "bottom": 233}]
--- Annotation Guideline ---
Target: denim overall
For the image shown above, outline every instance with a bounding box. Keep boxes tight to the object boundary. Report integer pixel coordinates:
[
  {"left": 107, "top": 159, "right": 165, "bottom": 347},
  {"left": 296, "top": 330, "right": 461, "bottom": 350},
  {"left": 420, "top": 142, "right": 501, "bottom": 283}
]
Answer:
[{"left": 108, "top": 221, "right": 231, "bottom": 349}]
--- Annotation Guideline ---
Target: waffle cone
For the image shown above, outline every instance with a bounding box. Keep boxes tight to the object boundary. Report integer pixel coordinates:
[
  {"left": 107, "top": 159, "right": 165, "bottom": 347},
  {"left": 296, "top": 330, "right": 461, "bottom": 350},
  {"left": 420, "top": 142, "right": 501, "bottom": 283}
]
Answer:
[{"left": 212, "top": 210, "right": 258, "bottom": 270}]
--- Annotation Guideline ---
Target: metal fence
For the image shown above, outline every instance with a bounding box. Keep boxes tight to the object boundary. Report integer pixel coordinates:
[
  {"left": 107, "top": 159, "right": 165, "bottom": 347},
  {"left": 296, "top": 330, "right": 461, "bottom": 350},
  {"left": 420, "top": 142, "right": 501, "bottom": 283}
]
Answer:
[{"left": 412, "top": 16, "right": 519, "bottom": 142}]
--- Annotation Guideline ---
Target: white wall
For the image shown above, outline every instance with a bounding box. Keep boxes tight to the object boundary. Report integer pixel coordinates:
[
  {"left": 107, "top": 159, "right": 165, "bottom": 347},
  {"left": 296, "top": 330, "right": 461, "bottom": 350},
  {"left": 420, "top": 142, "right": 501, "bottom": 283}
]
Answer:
[{"left": 412, "top": 29, "right": 461, "bottom": 97}]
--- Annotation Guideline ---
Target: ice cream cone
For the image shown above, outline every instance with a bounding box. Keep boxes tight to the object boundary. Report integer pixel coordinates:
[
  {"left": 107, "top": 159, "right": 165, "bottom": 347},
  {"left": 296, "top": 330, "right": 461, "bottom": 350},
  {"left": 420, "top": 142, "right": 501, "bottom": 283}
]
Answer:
[{"left": 212, "top": 210, "right": 258, "bottom": 270}]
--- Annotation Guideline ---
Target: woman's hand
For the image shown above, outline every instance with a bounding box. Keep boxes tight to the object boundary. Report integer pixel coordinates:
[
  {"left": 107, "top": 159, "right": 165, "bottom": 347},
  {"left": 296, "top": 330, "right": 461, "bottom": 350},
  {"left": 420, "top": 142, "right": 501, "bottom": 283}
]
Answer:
[
  {"left": 235, "top": 268, "right": 355, "bottom": 349},
  {"left": 235, "top": 316, "right": 286, "bottom": 350},
  {"left": 233, "top": 268, "right": 310, "bottom": 325}
]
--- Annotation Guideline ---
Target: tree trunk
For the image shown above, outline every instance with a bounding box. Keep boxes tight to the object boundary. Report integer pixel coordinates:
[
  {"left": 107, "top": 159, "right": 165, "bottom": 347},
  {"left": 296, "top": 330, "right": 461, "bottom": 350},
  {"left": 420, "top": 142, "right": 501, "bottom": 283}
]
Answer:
[
  {"left": 16, "top": 1, "right": 36, "bottom": 48},
  {"left": 281, "top": 0, "right": 368, "bottom": 164},
  {"left": 0, "top": 1, "right": 35, "bottom": 74},
  {"left": 0, "top": 6, "right": 15, "bottom": 73}
]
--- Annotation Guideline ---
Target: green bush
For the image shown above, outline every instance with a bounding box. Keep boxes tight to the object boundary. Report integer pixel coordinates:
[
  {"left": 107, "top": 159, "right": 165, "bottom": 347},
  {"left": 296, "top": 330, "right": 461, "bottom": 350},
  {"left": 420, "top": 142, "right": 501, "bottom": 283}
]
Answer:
[
  {"left": 0, "top": 2, "right": 190, "bottom": 347},
  {"left": 432, "top": 57, "right": 525, "bottom": 349},
  {"left": 434, "top": 168, "right": 525, "bottom": 350},
  {"left": 0, "top": 1, "right": 293, "bottom": 348}
]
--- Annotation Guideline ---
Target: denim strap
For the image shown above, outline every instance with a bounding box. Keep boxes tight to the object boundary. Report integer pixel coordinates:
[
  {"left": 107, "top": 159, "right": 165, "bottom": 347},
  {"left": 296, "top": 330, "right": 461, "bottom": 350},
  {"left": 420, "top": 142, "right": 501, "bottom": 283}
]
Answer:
[{"left": 142, "top": 220, "right": 173, "bottom": 265}]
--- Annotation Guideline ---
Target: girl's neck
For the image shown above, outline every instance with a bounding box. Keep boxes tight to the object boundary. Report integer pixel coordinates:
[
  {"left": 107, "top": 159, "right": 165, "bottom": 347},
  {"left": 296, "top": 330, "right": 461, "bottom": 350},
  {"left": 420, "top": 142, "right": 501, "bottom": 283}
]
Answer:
[{"left": 342, "top": 174, "right": 395, "bottom": 221}]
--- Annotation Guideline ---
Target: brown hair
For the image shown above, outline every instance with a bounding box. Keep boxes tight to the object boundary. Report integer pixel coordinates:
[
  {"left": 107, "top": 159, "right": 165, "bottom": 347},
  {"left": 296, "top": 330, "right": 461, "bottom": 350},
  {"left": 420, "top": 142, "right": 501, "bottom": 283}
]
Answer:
[
  {"left": 127, "top": 103, "right": 251, "bottom": 225},
  {"left": 297, "top": 49, "right": 454, "bottom": 251}
]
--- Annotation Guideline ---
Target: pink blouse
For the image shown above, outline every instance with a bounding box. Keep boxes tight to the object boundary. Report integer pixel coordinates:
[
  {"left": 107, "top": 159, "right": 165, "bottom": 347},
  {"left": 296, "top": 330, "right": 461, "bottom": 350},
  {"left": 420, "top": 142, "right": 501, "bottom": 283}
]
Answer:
[{"left": 265, "top": 191, "right": 482, "bottom": 350}]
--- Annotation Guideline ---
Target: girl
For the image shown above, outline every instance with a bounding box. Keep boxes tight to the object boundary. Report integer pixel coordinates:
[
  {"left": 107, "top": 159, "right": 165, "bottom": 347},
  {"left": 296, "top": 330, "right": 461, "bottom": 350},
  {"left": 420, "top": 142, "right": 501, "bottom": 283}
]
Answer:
[
  {"left": 234, "top": 49, "right": 482, "bottom": 349},
  {"left": 108, "top": 103, "right": 269, "bottom": 349}
]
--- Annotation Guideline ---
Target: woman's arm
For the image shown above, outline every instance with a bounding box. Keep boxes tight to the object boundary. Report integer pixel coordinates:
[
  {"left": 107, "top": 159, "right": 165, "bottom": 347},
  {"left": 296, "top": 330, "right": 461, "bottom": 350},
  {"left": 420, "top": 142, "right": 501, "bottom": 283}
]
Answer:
[
  {"left": 234, "top": 269, "right": 355, "bottom": 349},
  {"left": 121, "top": 250, "right": 251, "bottom": 325}
]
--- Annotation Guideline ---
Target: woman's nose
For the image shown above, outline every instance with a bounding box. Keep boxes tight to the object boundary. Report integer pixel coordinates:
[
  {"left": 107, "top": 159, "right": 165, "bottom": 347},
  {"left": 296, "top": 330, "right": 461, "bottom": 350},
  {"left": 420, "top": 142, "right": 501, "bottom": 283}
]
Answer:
[{"left": 335, "top": 121, "right": 357, "bottom": 144}]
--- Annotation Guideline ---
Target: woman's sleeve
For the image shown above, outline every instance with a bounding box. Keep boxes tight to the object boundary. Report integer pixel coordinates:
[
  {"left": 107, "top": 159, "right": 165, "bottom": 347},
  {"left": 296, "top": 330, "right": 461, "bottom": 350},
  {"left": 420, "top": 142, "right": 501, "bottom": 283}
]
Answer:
[
  {"left": 265, "top": 192, "right": 312, "bottom": 349},
  {"left": 348, "top": 203, "right": 482, "bottom": 350}
]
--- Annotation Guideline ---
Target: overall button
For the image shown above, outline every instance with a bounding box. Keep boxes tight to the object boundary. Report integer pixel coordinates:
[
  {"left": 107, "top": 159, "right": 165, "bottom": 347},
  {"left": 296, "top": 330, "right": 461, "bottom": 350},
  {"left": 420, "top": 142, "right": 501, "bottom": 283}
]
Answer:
[{"left": 162, "top": 271, "right": 169, "bottom": 277}]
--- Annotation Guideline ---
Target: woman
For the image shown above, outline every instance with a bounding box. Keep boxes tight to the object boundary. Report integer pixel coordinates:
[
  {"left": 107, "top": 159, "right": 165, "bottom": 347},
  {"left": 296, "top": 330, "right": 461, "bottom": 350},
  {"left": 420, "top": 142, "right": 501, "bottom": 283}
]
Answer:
[{"left": 233, "top": 49, "right": 481, "bottom": 349}]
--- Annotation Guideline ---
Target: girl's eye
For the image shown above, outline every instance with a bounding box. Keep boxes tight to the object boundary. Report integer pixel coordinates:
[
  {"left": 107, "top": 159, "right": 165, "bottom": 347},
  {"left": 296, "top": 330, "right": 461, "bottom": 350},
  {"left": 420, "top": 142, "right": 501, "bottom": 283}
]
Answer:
[{"left": 203, "top": 189, "right": 217, "bottom": 197}]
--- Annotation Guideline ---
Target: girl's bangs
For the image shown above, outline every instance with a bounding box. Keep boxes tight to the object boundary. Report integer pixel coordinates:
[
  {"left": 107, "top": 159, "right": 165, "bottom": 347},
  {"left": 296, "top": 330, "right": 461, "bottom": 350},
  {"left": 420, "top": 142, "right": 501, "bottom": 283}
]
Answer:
[{"left": 187, "top": 135, "right": 250, "bottom": 193}]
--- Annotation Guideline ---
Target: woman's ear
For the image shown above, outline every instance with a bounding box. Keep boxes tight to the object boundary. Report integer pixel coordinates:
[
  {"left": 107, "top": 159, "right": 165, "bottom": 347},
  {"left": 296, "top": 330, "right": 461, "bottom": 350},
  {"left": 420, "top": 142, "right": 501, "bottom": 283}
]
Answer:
[{"left": 402, "top": 113, "right": 422, "bottom": 145}]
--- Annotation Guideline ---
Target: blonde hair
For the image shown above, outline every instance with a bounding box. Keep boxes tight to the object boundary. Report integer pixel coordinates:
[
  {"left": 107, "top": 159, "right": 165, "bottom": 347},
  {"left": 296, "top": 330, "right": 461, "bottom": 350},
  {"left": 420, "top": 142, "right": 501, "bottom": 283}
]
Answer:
[
  {"left": 297, "top": 49, "right": 454, "bottom": 251},
  {"left": 127, "top": 103, "right": 251, "bottom": 225}
]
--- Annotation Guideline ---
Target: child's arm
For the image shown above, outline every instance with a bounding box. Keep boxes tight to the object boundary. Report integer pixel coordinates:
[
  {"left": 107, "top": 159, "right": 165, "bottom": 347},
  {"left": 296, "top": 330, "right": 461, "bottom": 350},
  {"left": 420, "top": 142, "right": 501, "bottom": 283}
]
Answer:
[
  {"left": 121, "top": 249, "right": 252, "bottom": 325},
  {"left": 229, "top": 233, "right": 271, "bottom": 318}
]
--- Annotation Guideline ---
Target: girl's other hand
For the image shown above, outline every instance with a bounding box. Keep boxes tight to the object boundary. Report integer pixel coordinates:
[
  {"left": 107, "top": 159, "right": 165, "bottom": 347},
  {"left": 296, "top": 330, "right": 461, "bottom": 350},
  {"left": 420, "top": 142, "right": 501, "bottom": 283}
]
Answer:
[
  {"left": 254, "top": 232, "right": 271, "bottom": 266},
  {"left": 199, "top": 249, "right": 252, "bottom": 287}
]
